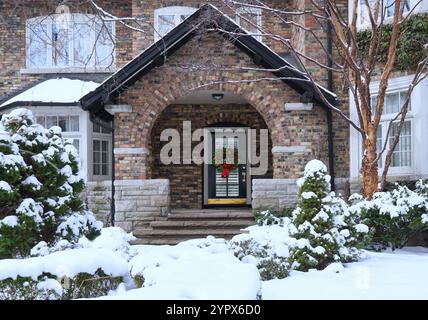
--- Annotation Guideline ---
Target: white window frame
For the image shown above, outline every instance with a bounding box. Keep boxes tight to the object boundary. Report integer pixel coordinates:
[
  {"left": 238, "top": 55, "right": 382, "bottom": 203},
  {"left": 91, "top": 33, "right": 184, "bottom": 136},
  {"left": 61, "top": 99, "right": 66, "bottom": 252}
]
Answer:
[
  {"left": 354, "top": 0, "right": 428, "bottom": 29},
  {"left": 235, "top": 6, "right": 263, "bottom": 41},
  {"left": 154, "top": 6, "right": 197, "bottom": 42},
  {"left": 91, "top": 122, "right": 112, "bottom": 180},
  {"left": 30, "top": 106, "right": 88, "bottom": 180},
  {"left": 25, "top": 14, "right": 116, "bottom": 72}
]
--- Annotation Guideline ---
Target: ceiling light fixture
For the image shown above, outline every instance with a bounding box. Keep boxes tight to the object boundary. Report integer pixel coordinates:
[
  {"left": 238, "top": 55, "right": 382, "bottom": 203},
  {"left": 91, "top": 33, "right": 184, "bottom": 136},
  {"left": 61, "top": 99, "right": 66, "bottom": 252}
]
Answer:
[{"left": 212, "top": 93, "right": 224, "bottom": 101}]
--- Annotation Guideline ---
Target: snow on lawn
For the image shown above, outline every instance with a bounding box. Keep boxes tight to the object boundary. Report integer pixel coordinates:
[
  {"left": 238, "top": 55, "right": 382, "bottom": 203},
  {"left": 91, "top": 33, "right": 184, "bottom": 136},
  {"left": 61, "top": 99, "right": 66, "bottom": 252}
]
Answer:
[
  {"left": 103, "top": 237, "right": 261, "bottom": 300},
  {"left": 262, "top": 247, "right": 428, "bottom": 300},
  {"left": 0, "top": 78, "right": 99, "bottom": 107}
]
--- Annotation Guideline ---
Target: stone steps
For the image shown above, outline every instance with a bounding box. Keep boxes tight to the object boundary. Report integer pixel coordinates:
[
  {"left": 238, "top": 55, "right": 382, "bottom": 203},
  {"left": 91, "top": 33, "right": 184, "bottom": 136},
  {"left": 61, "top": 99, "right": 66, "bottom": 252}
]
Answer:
[{"left": 132, "top": 209, "right": 254, "bottom": 245}]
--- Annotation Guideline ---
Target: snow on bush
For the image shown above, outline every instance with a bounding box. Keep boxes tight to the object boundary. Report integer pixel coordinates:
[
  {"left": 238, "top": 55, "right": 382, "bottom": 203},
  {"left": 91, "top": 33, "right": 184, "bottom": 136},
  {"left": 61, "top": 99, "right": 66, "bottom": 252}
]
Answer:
[
  {"left": 349, "top": 180, "right": 428, "bottom": 250},
  {"left": 288, "top": 160, "right": 371, "bottom": 271},
  {"left": 0, "top": 247, "right": 128, "bottom": 300},
  {"left": 0, "top": 108, "right": 101, "bottom": 258},
  {"left": 231, "top": 224, "right": 292, "bottom": 280},
  {"left": 110, "top": 237, "right": 261, "bottom": 300}
]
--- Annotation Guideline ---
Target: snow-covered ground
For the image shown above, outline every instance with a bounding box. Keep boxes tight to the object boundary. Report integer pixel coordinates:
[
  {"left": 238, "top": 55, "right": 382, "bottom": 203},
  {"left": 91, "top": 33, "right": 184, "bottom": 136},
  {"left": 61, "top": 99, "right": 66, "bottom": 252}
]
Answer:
[
  {"left": 1, "top": 226, "right": 427, "bottom": 300},
  {"left": 263, "top": 247, "right": 428, "bottom": 300}
]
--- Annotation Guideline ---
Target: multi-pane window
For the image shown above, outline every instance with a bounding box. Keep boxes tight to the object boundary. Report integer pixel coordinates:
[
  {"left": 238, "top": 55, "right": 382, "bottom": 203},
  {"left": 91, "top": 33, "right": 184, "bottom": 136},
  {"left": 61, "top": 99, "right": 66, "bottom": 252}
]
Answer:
[
  {"left": 35, "top": 114, "right": 81, "bottom": 153},
  {"left": 93, "top": 139, "right": 109, "bottom": 176},
  {"left": 370, "top": 90, "right": 412, "bottom": 170},
  {"left": 27, "top": 14, "right": 115, "bottom": 69},
  {"left": 359, "top": 0, "right": 412, "bottom": 26},
  {"left": 234, "top": 7, "right": 262, "bottom": 40},
  {"left": 154, "top": 7, "right": 197, "bottom": 41},
  {"left": 36, "top": 115, "right": 79, "bottom": 132},
  {"left": 92, "top": 121, "right": 111, "bottom": 177}
]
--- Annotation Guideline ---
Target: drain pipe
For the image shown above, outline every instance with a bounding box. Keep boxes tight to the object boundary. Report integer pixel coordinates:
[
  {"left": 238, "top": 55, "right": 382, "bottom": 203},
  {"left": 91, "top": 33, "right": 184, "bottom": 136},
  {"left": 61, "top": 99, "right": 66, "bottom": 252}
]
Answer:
[
  {"left": 110, "top": 118, "right": 115, "bottom": 226},
  {"left": 325, "top": 1, "right": 336, "bottom": 191}
]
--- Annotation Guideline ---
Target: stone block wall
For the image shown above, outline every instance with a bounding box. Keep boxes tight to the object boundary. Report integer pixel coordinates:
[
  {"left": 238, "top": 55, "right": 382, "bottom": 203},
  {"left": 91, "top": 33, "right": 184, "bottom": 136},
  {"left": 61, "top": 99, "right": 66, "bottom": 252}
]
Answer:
[
  {"left": 252, "top": 177, "right": 351, "bottom": 211},
  {"left": 113, "top": 179, "right": 170, "bottom": 232},
  {"left": 84, "top": 181, "right": 112, "bottom": 225},
  {"left": 252, "top": 179, "right": 299, "bottom": 210}
]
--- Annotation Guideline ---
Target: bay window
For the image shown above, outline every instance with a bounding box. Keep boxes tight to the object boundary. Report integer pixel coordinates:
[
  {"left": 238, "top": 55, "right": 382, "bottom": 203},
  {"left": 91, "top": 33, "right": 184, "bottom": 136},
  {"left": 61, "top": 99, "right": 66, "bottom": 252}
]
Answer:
[
  {"left": 35, "top": 114, "right": 81, "bottom": 153},
  {"left": 26, "top": 14, "right": 115, "bottom": 70},
  {"left": 358, "top": 0, "right": 415, "bottom": 27}
]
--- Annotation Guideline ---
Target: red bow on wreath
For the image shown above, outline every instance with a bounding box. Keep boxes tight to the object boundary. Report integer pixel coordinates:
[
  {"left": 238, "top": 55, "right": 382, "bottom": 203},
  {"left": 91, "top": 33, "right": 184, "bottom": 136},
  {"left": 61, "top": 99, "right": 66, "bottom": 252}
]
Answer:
[{"left": 221, "top": 163, "right": 231, "bottom": 178}]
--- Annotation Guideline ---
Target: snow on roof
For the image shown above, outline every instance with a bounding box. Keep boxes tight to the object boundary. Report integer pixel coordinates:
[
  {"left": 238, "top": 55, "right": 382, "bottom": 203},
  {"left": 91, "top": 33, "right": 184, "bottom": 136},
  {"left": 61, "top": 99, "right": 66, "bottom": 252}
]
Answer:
[{"left": 0, "top": 78, "right": 100, "bottom": 108}]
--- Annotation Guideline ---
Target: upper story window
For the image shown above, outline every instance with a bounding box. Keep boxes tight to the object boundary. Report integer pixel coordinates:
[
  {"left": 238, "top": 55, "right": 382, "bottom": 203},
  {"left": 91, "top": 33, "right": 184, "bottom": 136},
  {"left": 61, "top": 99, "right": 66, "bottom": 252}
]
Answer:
[
  {"left": 358, "top": 0, "right": 422, "bottom": 27},
  {"left": 234, "top": 6, "right": 262, "bottom": 40},
  {"left": 26, "top": 14, "right": 115, "bottom": 70},
  {"left": 154, "top": 6, "right": 197, "bottom": 41}
]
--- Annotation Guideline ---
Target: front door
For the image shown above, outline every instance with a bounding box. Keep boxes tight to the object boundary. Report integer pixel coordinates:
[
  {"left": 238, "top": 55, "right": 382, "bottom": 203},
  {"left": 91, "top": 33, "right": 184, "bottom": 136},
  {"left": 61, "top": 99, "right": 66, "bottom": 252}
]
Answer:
[{"left": 204, "top": 128, "right": 251, "bottom": 206}]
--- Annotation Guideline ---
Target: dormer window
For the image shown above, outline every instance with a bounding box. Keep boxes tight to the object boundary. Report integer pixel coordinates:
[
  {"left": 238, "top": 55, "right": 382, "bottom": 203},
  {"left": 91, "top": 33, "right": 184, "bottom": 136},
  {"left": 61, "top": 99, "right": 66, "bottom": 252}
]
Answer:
[
  {"left": 154, "top": 6, "right": 197, "bottom": 41},
  {"left": 26, "top": 14, "right": 115, "bottom": 71}
]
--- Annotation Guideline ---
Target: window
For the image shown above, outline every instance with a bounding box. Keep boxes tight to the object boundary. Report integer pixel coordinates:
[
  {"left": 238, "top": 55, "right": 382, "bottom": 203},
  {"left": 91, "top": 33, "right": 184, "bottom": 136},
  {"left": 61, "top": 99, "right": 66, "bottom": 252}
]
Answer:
[
  {"left": 93, "top": 139, "right": 109, "bottom": 176},
  {"left": 358, "top": 0, "right": 413, "bottom": 27},
  {"left": 35, "top": 114, "right": 81, "bottom": 154},
  {"left": 371, "top": 90, "right": 412, "bottom": 170},
  {"left": 234, "top": 7, "right": 262, "bottom": 40},
  {"left": 92, "top": 121, "right": 111, "bottom": 178},
  {"left": 26, "top": 14, "right": 115, "bottom": 69},
  {"left": 154, "top": 6, "right": 197, "bottom": 41}
]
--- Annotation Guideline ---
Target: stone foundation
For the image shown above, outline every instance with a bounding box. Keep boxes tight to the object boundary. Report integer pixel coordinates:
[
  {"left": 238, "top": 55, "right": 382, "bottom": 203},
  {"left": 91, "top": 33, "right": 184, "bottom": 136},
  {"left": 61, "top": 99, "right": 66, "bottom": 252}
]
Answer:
[
  {"left": 114, "top": 179, "right": 170, "bottom": 232},
  {"left": 252, "top": 177, "right": 350, "bottom": 211},
  {"left": 84, "top": 181, "right": 112, "bottom": 225}
]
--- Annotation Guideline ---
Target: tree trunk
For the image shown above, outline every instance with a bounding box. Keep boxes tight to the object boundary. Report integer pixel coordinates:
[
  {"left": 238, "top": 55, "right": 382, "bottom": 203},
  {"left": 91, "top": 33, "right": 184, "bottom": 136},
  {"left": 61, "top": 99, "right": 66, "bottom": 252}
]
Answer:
[{"left": 361, "top": 124, "right": 379, "bottom": 199}]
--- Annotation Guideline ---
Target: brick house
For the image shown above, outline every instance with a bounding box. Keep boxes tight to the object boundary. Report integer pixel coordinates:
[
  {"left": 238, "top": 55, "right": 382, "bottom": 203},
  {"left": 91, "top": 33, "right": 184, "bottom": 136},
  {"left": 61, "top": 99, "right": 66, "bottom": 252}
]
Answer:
[{"left": 1, "top": 1, "right": 427, "bottom": 243}]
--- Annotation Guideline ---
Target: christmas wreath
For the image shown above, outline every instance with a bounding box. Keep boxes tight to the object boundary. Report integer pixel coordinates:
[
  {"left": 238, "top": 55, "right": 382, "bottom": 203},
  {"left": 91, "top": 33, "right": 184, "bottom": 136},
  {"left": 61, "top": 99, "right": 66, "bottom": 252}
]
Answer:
[{"left": 212, "top": 147, "right": 239, "bottom": 178}]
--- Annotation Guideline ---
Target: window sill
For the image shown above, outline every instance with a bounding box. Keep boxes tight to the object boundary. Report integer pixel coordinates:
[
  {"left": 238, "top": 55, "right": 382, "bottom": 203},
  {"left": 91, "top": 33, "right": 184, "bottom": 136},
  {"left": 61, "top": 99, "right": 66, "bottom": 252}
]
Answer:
[{"left": 20, "top": 67, "right": 116, "bottom": 75}]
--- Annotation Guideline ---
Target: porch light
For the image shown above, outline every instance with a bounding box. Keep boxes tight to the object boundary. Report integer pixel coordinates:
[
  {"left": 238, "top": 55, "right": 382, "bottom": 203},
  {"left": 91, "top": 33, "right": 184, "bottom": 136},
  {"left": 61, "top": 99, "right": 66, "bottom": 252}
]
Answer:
[{"left": 212, "top": 93, "right": 224, "bottom": 101}]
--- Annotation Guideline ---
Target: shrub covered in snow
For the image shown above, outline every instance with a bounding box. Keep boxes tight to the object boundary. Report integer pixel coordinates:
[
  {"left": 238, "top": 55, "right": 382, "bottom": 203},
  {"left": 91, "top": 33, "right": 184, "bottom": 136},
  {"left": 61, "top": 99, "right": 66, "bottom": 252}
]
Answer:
[
  {"left": 349, "top": 180, "right": 428, "bottom": 250},
  {"left": 288, "top": 160, "right": 371, "bottom": 271},
  {"left": 0, "top": 109, "right": 101, "bottom": 258},
  {"left": 254, "top": 208, "right": 294, "bottom": 226},
  {"left": 0, "top": 247, "right": 128, "bottom": 300}
]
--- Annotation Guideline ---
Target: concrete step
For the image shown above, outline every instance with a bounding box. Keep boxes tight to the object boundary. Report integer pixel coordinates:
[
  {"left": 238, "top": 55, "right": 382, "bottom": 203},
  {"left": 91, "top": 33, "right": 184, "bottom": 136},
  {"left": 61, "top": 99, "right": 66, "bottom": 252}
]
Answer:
[
  {"left": 133, "top": 228, "right": 248, "bottom": 238},
  {"left": 131, "top": 238, "right": 211, "bottom": 246},
  {"left": 150, "top": 219, "right": 254, "bottom": 229},
  {"left": 168, "top": 210, "right": 254, "bottom": 220}
]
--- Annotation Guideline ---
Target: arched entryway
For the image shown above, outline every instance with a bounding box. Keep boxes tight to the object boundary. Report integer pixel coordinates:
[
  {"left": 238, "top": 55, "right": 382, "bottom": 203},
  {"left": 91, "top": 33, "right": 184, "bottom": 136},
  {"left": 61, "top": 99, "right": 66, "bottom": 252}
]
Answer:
[{"left": 149, "top": 90, "right": 273, "bottom": 209}]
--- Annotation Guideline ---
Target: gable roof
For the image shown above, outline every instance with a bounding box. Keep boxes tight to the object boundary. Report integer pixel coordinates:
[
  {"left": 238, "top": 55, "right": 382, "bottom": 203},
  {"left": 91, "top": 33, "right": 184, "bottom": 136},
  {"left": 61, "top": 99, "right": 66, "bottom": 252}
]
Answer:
[{"left": 80, "top": 4, "right": 336, "bottom": 120}]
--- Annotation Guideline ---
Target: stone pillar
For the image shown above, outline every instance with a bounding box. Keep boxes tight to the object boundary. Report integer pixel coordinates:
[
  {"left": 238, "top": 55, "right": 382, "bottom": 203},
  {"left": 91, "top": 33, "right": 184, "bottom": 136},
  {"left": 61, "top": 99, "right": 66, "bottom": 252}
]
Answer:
[
  {"left": 252, "top": 179, "right": 299, "bottom": 210},
  {"left": 114, "top": 179, "right": 170, "bottom": 232}
]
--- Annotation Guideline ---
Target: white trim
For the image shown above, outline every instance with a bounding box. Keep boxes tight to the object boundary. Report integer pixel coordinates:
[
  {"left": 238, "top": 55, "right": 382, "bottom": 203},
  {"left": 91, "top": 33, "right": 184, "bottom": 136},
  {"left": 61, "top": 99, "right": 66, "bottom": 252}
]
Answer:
[
  {"left": 154, "top": 6, "right": 197, "bottom": 42},
  {"left": 272, "top": 145, "right": 310, "bottom": 153},
  {"left": 105, "top": 104, "right": 133, "bottom": 115},
  {"left": 284, "top": 102, "right": 313, "bottom": 111},
  {"left": 114, "top": 147, "right": 149, "bottom": 155}
]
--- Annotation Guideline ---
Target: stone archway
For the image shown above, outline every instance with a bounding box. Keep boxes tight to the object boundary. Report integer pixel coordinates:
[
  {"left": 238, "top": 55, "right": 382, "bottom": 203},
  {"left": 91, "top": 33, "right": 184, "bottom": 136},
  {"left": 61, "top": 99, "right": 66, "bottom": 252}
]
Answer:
[{"left": 148, "top": 95, "right": 273, "bottom": 209}]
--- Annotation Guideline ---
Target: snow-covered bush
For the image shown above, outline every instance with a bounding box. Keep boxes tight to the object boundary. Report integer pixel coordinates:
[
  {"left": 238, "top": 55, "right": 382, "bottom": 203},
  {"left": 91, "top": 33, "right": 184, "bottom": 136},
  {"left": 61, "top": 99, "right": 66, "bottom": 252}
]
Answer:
[
  {"left": 0, "top": 247, "right": 128, "bottom": 300},
  {"left": 0, "top": 109, "right": 102, "bottom": 258},
  {"left": 288, "top": 160, "right": 371, "bottom": 271},
  {"left": 231, "top": 224, "right": 292, "bottom": 281},
  {"left": 254, "top": 208, "right": 294, "bottom": 226},
  {"left": 231, "top": 238, "right": 289, "bottom": 280},
  {"left": 349, "top": 180, "right": 428, "bottom": 250}
]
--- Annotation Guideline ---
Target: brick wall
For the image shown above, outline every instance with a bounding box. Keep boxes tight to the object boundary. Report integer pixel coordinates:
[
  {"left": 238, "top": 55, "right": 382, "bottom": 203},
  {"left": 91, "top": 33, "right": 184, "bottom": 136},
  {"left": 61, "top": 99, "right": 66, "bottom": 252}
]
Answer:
[
  {"left": 150, "top": 104, "right": 273, "bottom": 209},
  {"left": 113, "top": 31, "right": 349, "bottom": 182}
]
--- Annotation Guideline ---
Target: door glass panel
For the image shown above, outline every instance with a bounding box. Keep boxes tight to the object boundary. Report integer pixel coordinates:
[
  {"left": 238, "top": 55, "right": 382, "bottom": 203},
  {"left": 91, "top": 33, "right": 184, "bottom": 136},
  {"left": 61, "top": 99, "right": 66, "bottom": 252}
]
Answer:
[{"left": 214, "top": 135, "right": 240, "bottom": 197}]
